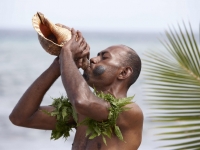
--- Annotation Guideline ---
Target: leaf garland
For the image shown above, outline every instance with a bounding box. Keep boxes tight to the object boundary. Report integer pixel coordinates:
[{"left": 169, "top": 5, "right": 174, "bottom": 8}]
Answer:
[
  {"left": 80, "top": 91, "right": 134, "bottom": 145},
  {"left": 42, "top": 96, "right": 76, "bottom": 140},
  {"left": 44, "top": 92, "right": 134, "bottom": 145}
]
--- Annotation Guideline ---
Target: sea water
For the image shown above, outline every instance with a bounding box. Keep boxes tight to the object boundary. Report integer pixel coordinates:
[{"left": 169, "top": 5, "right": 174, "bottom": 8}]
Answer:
[{"left": 0, "top": 29, "right": 166, "bottom": 150}]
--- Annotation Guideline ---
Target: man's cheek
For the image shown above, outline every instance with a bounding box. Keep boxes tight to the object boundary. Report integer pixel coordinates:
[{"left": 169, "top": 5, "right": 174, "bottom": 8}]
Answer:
[{"left": 93, "top": 66, "right": 106, "bottom": 76}]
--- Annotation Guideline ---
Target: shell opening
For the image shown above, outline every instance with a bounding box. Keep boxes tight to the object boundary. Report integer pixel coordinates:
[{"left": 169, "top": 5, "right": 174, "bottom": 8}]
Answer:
[
  {"left": 39, "top": 24, "right": 58, "bottom": 44},
  {"left": 37, "top": 12, "right": 58, "bottom": 44}
]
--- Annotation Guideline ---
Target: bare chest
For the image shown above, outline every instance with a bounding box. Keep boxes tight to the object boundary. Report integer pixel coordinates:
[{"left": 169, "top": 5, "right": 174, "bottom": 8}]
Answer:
[
  {"left": 71, "top": 114, "right": 119, "bottom": 150},
  {"left": 72, "top": 126, "right": 102, "bottom": 150}
]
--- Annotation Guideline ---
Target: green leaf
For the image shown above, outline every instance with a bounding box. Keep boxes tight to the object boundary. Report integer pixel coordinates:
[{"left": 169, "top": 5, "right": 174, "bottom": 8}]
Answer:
[
  {"left": 102, "top": 136, "right": 107, "bottom": 145},
  {"left": 40, "top": 109, "right": 51, "bottom": 115},
  {"left": 62, "top": 108, "right": 67, "bottom": 120},
  {"left": 114, "top": 125, "right": 123, "bottom": 141},
  {"left": 86, "top": 129, "right": 92, "bottom": 137},
  {"left": 57, "top": 102, "right": 62, "bottom": 110},
  {"left": 144, "top": 22, "right": 200, "bottom": 149},
  {"left": 50, "top": 111, "right": 59, "bottom": 116},
  {"left": 93, "top": 126, "right": 101, "bottom": 136},
  {"left": 102, "top": 131, "right": 111, "bottom": 138},
  {"left": 89, "top": 133, "right": 97, "bottom": 139},
  {"left": 72, "top": 107, "right": 78, "bottom": 123},
  {"left": 56, "top": 132, "right": 62, "bottom": 139},
  {"left": 108, "top": 111, "right": 113, "bottom": 120}
]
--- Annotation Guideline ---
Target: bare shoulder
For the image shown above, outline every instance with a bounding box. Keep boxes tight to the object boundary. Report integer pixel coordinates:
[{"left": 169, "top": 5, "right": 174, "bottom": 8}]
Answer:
[
  {"left": 116, "top": 102, "right": 143, "bottom": 149},
  {"left": 128, "top": 102, "right": 143, "bottom": 119},
  {"left": 118, "top": 102, "right": 143, "bottom": 128}
]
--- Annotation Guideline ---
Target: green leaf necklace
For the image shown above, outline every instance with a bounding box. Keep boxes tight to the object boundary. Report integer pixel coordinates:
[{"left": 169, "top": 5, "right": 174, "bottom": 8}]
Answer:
[{"left": 42, "top": 91, "right": 134, "bottom": 145}]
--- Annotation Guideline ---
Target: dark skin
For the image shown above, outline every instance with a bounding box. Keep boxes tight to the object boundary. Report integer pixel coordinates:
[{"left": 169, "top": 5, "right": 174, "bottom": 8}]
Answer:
[{"left": 9, "top": 28, "right": 143, "bottom": 150}]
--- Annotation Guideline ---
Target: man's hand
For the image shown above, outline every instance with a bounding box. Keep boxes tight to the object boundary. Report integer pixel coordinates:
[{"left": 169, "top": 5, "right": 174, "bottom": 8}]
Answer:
[
  {"left": 60, "top": 28, "right": 90, "bottom": 64},
  {"left": 56, "top": 24, "right": 90, "bottom": 69}
]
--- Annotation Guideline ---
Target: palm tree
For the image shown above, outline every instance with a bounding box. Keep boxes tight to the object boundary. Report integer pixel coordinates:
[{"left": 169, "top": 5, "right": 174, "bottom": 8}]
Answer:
[{"left": 143, "top": 23, "right": 200, "bottom": 149}]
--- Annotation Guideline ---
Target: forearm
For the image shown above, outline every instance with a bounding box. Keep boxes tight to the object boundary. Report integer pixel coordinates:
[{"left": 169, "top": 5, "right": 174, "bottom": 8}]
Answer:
[
  {"left": 60, "top": 52, "right": 109, "bottom": 121},
  {"left": 60, "top": 50, "right": 91, "bottom": 106},
  {"left": 9, "top": 63, "right": 60, "bottom": 125},
  {"left": 58, "top": 30, "right": 109, "bottom": 121}
]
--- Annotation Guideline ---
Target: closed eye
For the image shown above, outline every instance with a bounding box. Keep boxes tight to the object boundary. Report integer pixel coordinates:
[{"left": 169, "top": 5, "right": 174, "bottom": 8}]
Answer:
[{"left": 102, "top": 52, "right": 110, "bottom": 59}]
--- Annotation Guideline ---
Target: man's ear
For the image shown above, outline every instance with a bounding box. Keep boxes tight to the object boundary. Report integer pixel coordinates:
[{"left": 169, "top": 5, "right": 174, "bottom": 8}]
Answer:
[{"left": 118, "top": 67, "right": 133, "bottom": 80}]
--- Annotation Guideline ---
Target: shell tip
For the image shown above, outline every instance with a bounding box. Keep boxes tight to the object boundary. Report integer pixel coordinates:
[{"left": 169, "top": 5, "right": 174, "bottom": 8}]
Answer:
[{"left": 37, "top": 12, "right": 45, "bottom": 24}]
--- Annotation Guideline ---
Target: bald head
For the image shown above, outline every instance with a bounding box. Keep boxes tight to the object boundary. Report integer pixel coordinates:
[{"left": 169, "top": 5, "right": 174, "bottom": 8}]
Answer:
[{"left": 119, "top": 45, "right": 141, "bottom": 87}]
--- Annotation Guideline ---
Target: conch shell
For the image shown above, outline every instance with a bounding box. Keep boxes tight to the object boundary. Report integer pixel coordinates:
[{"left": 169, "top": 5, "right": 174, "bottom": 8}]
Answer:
[{"left": 32, "top": 12, "right": 89, "bottom": 70}]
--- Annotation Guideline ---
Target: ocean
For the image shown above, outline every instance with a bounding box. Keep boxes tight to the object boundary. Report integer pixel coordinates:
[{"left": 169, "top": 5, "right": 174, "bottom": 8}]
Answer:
[{"left": 0, "top": 29, "right": 166, "bottom": 150}]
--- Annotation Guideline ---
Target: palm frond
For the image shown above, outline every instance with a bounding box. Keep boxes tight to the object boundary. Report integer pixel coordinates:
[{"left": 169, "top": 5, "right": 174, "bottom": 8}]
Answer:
[{"left": 144, "top": 23, "right": 200, "bottom": 149}]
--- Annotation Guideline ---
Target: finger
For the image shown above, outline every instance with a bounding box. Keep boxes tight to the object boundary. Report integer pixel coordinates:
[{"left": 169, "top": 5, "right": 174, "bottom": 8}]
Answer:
[
  {"left": 75, "top": 58, "right": 83, "bottom": 68},
  {"left": 55, "top": 23, "right": 71, "bottom": 30},
  {"left": 81, "top": 40, "right": 87, "bottom": 50},
  {"left": 55, "top": 23, "right": 62, "bottom": 27},
  {"left": 61, "top": 24, "right": 70, "bottom": 30},
  {"left": 75, "top": 58, "right": 82, "bottom": 63},
  {"left": 87, "top": 53, "right": 90, "bottom": 60},
  {"left": 77, "top": 31, "right": 84, "bottom": 44},
  {"left": 77, "top": 58, "right": 83, "bottom": 64},
  {"left": 85, "top": 43, "right": 90, "bottom": 51},
  {"left": 86, "top": 44, "right": 90, "bottom": 59},
  {"left": 81, "top": 43, "right": 90, "bottom": 57},
  {"left": 79, "top": 48, "right": 90, "bottom": 58},
  {"left": 71, "top": 28, "right": 76, "bottom": 39}
]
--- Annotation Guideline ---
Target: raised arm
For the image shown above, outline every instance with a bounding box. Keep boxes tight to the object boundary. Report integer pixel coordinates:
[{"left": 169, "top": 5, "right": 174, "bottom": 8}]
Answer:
[
  {"left": 9, "top": 58, "right": 66, "bottom": 130},
  {"left": 59, "top": 29, "right": 109, "bottom": 122}
]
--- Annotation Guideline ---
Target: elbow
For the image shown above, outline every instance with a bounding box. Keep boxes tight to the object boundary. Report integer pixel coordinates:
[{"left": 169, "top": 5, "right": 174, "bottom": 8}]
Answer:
[
  {"left": 73, "top": 99, "right": 87, "bottom": 115},
  {"left": 9, "top": 113, "right": 24, "bottom": 126}
]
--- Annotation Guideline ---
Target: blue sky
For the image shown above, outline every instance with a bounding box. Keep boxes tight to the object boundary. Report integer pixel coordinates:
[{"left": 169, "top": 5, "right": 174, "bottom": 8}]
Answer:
[{"left": 0, "top": 0, "right": 199, "bottom": 32}]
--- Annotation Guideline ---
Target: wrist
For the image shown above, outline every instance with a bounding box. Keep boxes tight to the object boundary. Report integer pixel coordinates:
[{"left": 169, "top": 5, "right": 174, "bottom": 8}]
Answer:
[
  {"left": 48, "top": 61, "right": 61, "bottom": 77},
  {"left": 60, "top": 48, "right": 73, "bottom": 59}
]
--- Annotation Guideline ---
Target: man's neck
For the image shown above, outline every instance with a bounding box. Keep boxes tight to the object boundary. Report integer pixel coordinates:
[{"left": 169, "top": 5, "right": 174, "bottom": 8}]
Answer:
[{"left": 95, "top": 84, "right": 128, "bottom": 99}]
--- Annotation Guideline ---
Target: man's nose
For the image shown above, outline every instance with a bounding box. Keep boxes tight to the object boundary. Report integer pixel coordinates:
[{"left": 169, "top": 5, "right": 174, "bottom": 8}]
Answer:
[{"left": 90, "top": 56, "right": 100, "bottom": 64}]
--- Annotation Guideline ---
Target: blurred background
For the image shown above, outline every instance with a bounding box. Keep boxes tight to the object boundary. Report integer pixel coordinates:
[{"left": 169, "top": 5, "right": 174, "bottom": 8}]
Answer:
[{"left": 0, "top": 0, "right": 199, "bottom": 149}]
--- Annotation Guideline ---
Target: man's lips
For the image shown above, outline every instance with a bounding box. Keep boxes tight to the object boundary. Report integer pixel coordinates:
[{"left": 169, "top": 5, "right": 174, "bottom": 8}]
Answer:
[
  {"left": 83, "top": 63, "right": 95, "bottom": 72},
  {"left": 89, "top": 63, "right": 95, "bottom": 69}
]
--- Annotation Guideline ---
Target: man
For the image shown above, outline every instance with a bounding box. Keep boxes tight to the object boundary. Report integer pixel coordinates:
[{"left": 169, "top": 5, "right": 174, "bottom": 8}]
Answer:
[{"left": 9, "top": 28, "right": 143, "bottom": 150}]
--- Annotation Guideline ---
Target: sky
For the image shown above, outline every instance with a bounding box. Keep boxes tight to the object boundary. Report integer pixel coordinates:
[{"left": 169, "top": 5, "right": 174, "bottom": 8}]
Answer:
[{"left": 0, "top": 0, "right": 199, "bottom": 32}]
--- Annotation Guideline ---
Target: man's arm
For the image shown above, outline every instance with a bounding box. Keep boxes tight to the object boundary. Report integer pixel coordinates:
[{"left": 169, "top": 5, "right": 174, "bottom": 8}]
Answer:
[
  {"left": 59, "top": 29, "right": 109, "bottom": 122},
  {"left": 9, "top": 58, "right": 68, "bottom": 130}
]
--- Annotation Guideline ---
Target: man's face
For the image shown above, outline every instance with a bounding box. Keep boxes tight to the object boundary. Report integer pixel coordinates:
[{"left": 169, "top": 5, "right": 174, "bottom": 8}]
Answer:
[{"left": 83, "top": 45, "right": 127, "bottom": 88}]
